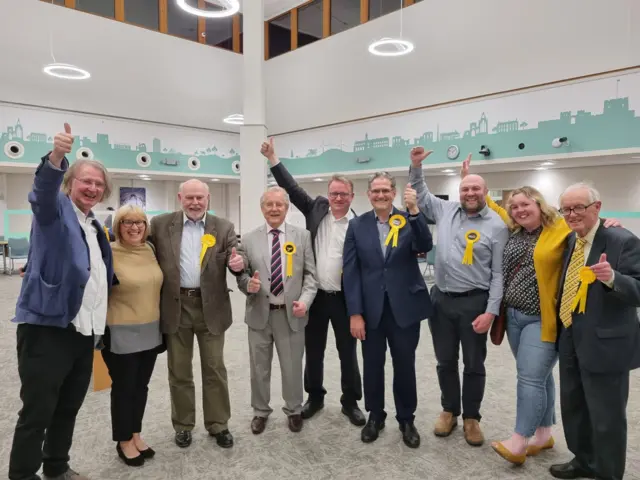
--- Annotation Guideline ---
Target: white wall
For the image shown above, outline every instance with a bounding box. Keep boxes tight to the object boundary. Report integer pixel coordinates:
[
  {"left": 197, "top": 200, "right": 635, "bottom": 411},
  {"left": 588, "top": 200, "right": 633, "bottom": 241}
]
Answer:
[
  {"left": 0, "top": 0, "right": 242, "bottom": 132},
  {"left": 266, "top": 0, "right": 640, "bottom": 133}
]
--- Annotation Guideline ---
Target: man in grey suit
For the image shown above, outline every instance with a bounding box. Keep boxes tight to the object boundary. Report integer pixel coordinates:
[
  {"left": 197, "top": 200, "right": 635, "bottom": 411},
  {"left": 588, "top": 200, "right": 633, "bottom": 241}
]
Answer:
[
  {"left": 550, "top": 183, "right": 640, "bottom": 480},
  {"left": 237, "top": 186, "right": 318, "bottom": 434}
]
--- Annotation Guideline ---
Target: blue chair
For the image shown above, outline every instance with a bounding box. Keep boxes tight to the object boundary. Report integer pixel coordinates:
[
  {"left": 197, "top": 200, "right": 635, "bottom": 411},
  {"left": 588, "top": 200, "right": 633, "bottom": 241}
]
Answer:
[{"left": 7, "top": 237, "right": 29, "bottom": 275}]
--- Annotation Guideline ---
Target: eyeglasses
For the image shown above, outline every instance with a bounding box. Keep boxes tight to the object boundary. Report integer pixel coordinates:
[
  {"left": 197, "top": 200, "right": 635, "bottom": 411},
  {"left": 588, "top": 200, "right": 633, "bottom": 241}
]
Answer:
[
  {"left": 560, "top": 202, "right": 596, "bottom": 216},
  {"left": 369, "top": 189, "right": 393, "bottom": 195},
  {"left": 121, "top": 219, "right": 146, "bottom": 228},
  {"left": 328, "top": 192, "right": 351, "bottom": 199}
]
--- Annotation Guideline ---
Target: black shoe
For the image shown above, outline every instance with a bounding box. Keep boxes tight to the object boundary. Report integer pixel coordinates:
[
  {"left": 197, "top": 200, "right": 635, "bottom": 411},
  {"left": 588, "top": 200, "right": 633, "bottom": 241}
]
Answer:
[
  {"left": 139, "top": 446, "right": 155, "bottom": 459},
  {"left": 116, "top": 443, "right": 145, "bottom": 467},
  {"left": 175, "top": 430, "right": 192, "bottom": 448},
  {"left": 210, "top": 429, "right": 234, "bottom": 448},
  {"left": 361, "top": 417, "right": 385, "bottom": 443},
  {"left": 301, "top": 399, "right": 324, "bottom": 419},
  {"left": 400, "top": 422, "right": 420, "bottom": 448},
  {"left": 341, "top": 405, "right": 366, "bottom": 426},
  {"left": 549, "top": 460, "right": 595, "bottom": 479}
]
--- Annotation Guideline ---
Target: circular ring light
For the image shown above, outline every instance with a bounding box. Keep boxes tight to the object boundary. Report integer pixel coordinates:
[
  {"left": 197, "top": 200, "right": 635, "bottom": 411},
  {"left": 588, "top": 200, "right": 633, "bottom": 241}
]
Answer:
[
  {"left": 136, "top": 152, "right": 152, "bottom": 167},
  {"left": 176, "top": 0, "right": 240, "bottom": 18},
  {"left": 223, "top": 114, "right": 244, "bottom": 125},
  {"left": 368, "top": 38, "right": 414, "bottom": 57},
  {"left": 188, "top": 156, "right": 201, "bottom": 171},
  {"left": 76, "top": 147, "right": 94, "bottom": 160},
  {"left": 43, "top": 63, "right": 91, "bottom": 80},
  {"left": 4, "top": 141, "right": 25, "bottom": 160}
]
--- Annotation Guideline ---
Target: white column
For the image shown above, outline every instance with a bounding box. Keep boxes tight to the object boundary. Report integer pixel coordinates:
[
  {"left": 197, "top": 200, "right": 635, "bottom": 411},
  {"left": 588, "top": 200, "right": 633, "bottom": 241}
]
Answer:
[{"left": 239, "top": 0, "right": 267, "bottom": 235}]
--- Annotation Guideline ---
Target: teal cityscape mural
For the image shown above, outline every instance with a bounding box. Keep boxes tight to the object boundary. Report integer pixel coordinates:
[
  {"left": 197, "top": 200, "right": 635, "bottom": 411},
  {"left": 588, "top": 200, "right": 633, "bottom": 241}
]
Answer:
[
  {"left": 0, "top": 120, "right": 239, "bottom": 177},
  {"left": 278, "top": 96, "right": 640, "bottom": 176}
]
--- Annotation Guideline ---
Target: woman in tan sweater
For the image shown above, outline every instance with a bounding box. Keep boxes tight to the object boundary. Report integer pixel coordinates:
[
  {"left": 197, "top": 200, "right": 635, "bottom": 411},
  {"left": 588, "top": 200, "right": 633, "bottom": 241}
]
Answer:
[{"left": 102, "top": 205, "right": 164, "bottom": 467}]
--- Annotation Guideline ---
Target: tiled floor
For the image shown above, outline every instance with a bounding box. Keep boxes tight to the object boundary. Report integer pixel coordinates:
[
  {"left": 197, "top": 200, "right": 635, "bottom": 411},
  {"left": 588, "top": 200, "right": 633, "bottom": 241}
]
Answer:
[{"left": 0, "top": 273, "right": 639, "bottom": 479}]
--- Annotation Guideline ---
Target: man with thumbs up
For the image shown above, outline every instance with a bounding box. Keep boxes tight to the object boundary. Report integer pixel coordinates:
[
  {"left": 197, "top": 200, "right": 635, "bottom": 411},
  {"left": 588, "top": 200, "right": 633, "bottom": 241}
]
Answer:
[
  {"left": 550, "top": 183, "right": 640, "bottom": 480},
  {"left": 237, "top": 186, "right": 317, "bottom": 434},
  {"left": 9, "top": 123, "right": 114, "bottom": 480},
  {"left": 149, "top": 178, "right": 245, "bottom": 449}
]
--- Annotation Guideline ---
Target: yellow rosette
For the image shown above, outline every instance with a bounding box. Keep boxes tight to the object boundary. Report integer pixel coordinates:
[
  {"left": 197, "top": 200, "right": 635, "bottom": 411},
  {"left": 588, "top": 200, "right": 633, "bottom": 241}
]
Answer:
[
  {"left": 384, "top": 214, "right": 407, "bottom": 248},
  {"left": 103, "top": 226, "right": 110, "bottom": 242},
  {"left": 283, "top": 242, "right": 296, "bottom": 277},
  {"left": 571, "top": 267, "right": 596, "bottom": 314},
  {"left": 199, "top": 233, "right": 216, "bottom": 266},
  {"left": 462, "top": 230, "right": 481, "bottom": 265}
]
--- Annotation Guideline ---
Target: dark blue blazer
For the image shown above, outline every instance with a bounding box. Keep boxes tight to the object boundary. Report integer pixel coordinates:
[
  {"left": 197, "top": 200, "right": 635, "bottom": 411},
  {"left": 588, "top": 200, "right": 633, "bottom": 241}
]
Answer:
[{"left": 343, "top": 207, "right": 433, "bottom": 329}]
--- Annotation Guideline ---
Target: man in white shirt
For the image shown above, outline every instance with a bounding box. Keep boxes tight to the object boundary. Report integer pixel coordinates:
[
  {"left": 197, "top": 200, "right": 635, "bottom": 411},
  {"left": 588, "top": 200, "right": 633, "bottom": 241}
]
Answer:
[
  {"left": 9, "top": 123, "right": 114, "bottom": 480},
  {"left": 262, "top": 139, "right": 365, "bottom": 426}
]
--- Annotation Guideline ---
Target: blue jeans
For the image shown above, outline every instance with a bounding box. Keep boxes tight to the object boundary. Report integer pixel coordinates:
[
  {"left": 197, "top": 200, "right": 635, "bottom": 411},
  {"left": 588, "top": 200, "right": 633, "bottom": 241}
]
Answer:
[{"left": 506, "top": 307, "right": 558, "bottom": 437}]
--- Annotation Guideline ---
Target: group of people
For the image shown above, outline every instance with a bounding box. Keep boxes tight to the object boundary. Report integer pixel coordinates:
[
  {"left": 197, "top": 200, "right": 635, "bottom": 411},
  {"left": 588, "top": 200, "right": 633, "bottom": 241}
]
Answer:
[{"left": 5, "top": 124, "right": 640, "bottom": 480}]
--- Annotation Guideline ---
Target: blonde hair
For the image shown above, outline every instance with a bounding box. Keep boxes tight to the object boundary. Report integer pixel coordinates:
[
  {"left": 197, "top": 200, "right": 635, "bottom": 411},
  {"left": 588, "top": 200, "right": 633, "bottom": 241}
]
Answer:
[
  {"left": 113, "top": 204, "right": 150, "bottom": 244},
  {"left": 505, "top": 186, "right": 561, "bottom": 232},
  {"left": 62, "top": 159, "right": 113, "bottom": 201}
]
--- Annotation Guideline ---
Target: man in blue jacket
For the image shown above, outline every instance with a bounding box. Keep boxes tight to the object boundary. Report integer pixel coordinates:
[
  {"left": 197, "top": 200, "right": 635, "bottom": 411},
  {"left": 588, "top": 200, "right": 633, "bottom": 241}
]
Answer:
[
  {"left": 343, "top": 172, "right": 433, "bottom": 448},
  {"left": 8, "top": 123, "right": 114, "bottom": 480}
]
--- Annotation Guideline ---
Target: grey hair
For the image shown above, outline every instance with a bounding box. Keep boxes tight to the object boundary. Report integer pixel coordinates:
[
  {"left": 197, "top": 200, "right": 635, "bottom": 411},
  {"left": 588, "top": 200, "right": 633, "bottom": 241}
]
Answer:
[
  {"left": 559, "top": 182, "right": 601, "bottom": 204},
  {"left": 368, "top": 171, "right": 396, "bottom": 190},
  {"left": 260, "top": 186, "right": 290, "bottom": 206},
  {"left": 62, "top": 159, "right": 113, "bottom": 201},
  {"left": 178, "top": 179, "right": 210, "bottom": 194}
]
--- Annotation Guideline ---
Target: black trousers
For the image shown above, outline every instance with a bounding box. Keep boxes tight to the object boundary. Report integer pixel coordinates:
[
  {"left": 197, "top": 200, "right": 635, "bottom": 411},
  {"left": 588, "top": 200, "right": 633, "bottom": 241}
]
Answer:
[
  {"left": 304, "top": 289, "right": 362, "bottom": 407},
  {"left": 428, "top": 286, "right": 488, "bottom": 420},
  {"left": 559, "top": 327, "right": 629, "bottom": 480},
  {"left": 362, "top": 295, "right": 420, "bottom": 424},
  {"left": 9, "top": 324, "right": 94, "bottom": 480},
  {"left": 102, "top": 347, "right": 158, "bottom": 442}
]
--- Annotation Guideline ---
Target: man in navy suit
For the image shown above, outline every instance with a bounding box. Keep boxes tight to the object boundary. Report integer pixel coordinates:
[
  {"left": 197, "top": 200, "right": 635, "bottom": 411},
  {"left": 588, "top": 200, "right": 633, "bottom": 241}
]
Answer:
[{"left": 343, "top": 172, "right": 433, "bottom": 448}]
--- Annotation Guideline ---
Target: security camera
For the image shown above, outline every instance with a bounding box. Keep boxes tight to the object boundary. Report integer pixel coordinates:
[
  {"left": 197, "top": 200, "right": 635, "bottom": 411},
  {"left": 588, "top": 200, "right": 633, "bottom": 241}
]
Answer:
[
  {"left": 552, "top": 137, "right": 568, "bottom": 148},
  {"left": 479, "top": 145, "right": 490, "bottom": 156}
]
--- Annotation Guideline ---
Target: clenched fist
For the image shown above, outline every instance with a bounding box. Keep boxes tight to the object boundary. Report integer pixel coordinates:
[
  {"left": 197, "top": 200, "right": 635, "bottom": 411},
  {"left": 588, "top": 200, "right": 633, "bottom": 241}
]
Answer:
[
  {"left": 247, "top": 271, "right": 261, "bottom": 293},
  {"left": 404, "top": 184, "right": 418, "bottom": 214},
  {"left": 409, "top": 147, "right": 433, "bottom": 167},
  {"left": 292, "top": 300, "right": 307, "bottom": 317},
  {"left": 50, "top": 123, "right": 74, "bottom": 167}
]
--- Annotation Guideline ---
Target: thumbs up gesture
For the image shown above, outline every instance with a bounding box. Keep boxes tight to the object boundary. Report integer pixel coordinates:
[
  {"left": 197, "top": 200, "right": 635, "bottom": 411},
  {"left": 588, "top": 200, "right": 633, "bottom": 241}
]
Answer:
[
  {"left": 404, "top": 183, "right": 418, "bottom": 214},
  {"left": 590, "top": 253, "right": 613, "bottom": 283},
  {"left": 50, "top": 122, "right": 74, "bottom": 167},
  {"left": 409, "top": 146, "right": 433, "bottom": 167},
  {"left": 260, "top": 138, "right": 277, "bottom": 164},
  {"left": 228, "top": 246, "right": 244, "bottom": 272},
  {"left": 247, "top": 271, "right": 261, "bottom": 293}
]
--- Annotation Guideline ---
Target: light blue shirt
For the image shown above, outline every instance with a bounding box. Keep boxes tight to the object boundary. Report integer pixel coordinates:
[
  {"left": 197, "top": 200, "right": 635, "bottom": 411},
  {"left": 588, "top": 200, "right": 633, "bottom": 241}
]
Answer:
[
  {"left": 375, "top": 215, "right": 391, "bottom": 259},
  {"left": 180, "top": 213, "right": 205, "bottom": 288}
]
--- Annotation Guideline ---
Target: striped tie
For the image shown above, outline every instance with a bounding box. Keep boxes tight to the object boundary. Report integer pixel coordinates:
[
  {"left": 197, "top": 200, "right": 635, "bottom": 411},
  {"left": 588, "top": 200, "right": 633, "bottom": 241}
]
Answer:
[
  {"left": 559, "top": 237, "right": 587, "bottom": 328},
  {"left": 270, "top": 229, "right": 283, "bottom": 296}
]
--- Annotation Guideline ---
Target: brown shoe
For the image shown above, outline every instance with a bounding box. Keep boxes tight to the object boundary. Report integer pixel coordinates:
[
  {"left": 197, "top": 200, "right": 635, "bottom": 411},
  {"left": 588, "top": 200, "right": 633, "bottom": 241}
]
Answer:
[
  {"left": 251, "top": 416, "right": 267, "bottom": 435},
  {"left": 288, "top": 414, "right": 303, "bottom": 432},
  {"left": 434, "top": 411, "right": 457, "bottom": 437},
  {"left": 463, "top": 419, "right": 484, "bottom": 446}
]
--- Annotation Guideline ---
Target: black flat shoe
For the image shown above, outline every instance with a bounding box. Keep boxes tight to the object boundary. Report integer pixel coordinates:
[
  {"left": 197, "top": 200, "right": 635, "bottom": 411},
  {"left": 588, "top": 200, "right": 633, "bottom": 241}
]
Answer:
[
  {"left": 138, "top": 447, "right": 155, "bottom": 459},
  {"left": 361, "top": 417, "right": 385, "bottom": 443},
  {"left": 175, "top": 430, "right": 192, "bottom": 448},
  {"left": 301, "top": 399, "right": 324, "bottom": 419},
  {"left": 341, "top": 405, "right": 366, "bottom": 426},
  {"left": 549, "top": 460, "right": 595, "bottom": 479},
  {"left": 400, "top": 422, "right": 421, "bottom": 448},
  {"left": 210, "top": 429, "right": 234, "bottom": 448},
  {"left": 116, "top": 443, "right": 145, "bottom": 467}
]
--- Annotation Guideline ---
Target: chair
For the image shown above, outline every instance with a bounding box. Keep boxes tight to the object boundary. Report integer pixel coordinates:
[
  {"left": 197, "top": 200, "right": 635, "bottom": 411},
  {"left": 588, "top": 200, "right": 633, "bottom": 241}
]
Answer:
[{"left": 7, "top": 237, "right": 29, "bottom": 275}]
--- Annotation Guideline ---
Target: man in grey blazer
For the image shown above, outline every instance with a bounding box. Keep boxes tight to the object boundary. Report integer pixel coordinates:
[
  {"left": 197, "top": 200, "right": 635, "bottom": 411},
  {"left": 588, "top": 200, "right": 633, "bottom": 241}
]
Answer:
[
  {"left": 237, "top": 186, "right": 318, "bottom": 434},
  {"left": 550, "top": 183, "right": 640, "bottom": 480}
]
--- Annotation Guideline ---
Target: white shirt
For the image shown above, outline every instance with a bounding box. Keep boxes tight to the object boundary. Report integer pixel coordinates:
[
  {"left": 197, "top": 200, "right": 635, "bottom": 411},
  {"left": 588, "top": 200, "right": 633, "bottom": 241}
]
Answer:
[
  {"left": 314, "top": 209, "right": 354, "bottom": 291},
  {"left": 71, "top": 203, "right": 108, "bottom": 337},
  {"left": 267, "top": 223, "right": 286, "bottom": 305},
  {"left": 180, "top": 213, "right": 206, "bottom": 288}
]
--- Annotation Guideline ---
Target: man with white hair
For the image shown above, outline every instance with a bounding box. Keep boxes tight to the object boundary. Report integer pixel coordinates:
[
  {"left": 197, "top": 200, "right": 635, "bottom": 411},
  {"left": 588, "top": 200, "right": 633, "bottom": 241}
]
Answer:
[
  {"left": 149, "top": 179, "right": 246, "bottom": 449},
  {"left": 236, "top": 186, "right": 317, "bottom": 434},
  {"left": 550, "top": 183, "right": 640, "bottom": 480}
]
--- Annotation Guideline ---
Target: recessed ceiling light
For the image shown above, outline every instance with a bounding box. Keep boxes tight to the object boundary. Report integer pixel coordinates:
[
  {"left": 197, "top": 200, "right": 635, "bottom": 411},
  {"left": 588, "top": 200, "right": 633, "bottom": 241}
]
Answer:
[
  {"left": 446, "top": 173, "right": 456, "bottom": 176},
  {"left": 314, "top": 178, "right": 323, "bottom": 182},
  {"left": 176, "top": 0, "right": 239, "bottom": 18},
  {"left": 223, "top": 114, "right": 244, "bottom": 125},
  {"left": 541, "top": 162, "right": 554, "bottom": 166},
  {"left": 43, "top": 63, "right": 91, "bottom": 80},
  {"left": 536, "top": 167, "right": 547, "bottom": 171},
  {"left": 138, "top": 174, "right": 150, "bottom": 178},
  {"left": 210, "top": 178, "right": 220, "bottom": 182},
  {"left": 442, "top": 169, "right": 454, "bottom": 173},
  {"left": 368, "top": 38, "right": 414, "bottom": 57}
]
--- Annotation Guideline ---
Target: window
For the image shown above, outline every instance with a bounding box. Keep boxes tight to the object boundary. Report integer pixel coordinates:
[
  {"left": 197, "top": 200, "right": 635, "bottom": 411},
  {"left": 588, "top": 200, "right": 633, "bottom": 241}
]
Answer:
[
  {"left": 204, "top": 2, "right": 233, "bottom": 50},
  {"left": 124, "top": 0, "right": 159, "bottom": 30},
  {"left": 75, "top": 0, "right": 115, "bottom": 17},
  {"left": 369, "top": 0, "right": 402, "bottom": 20},
  {"left": 268, "top": 12, "right": 292, "bottom": 58},
  {"left": 297, "top": 0, "right": 322, "bottom": 47},
  {"left": 167, "top": 0, "right": 198, "bottom": 41},
  {"left": 330, "top": 0, "right": 360, "bottom": 34}
]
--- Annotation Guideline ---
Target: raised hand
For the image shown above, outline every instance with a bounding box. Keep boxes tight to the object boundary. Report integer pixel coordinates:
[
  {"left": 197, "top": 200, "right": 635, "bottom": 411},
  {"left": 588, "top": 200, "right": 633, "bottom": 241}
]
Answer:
[
  {"left": 460, "top": 153, "right": 472, "bottom": 178},
  {"left": 50, "top": 122, "right": 74, "bottom": 167},
  {"left": 404, "top": 183, "right": 418, "bottom": 214},
  {"left": 260, "top": 138, "right": 277, "bottom": 164},
  {"left": 409, "top": 147, "right": 433, "bottom": 167},
  {"left": 228, "top": 247, "right": 244, "bottom": 272},
  {"left": 247, "top": 271, "right": 261, "bottom": 293},
  {"left": 591, "top": 253, "right": 613, "bottom": 283}
]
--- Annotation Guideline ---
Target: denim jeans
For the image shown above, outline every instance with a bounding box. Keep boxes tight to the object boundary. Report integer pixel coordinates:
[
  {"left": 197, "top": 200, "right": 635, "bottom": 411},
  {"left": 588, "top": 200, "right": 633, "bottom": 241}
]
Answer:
[{"left": 506, "top": 307, "right": 558, "bottom": 437}]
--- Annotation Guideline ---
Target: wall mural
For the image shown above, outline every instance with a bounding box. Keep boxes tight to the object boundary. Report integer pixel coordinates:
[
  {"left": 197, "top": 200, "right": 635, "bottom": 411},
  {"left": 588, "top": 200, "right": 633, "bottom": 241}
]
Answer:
[
  {"left": 274, "top": 72, "right": 640, "bottom": 176},
  {"left": 0, "top": 104, "right": 240, "bottom": 177}
]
